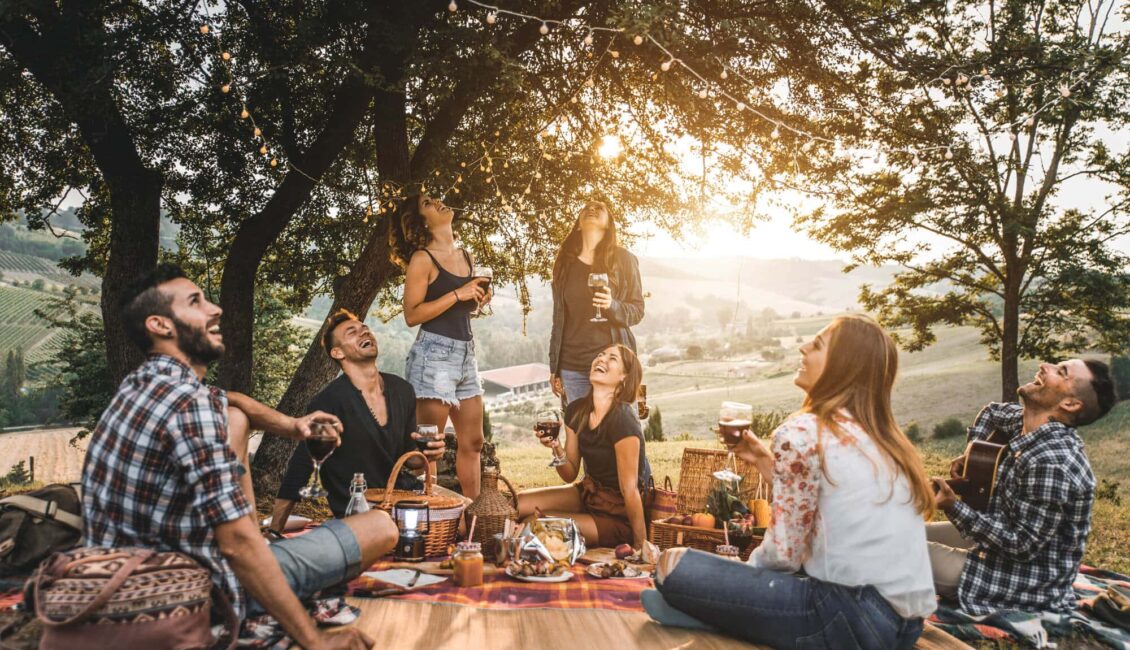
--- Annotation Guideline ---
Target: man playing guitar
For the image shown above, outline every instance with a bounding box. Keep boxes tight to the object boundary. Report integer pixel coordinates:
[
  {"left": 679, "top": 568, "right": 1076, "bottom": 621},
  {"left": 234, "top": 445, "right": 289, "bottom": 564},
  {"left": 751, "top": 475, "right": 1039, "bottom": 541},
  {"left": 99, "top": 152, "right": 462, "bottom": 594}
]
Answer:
[{"left": 929, "top": 359, "right": 1117, "bottom": 614}]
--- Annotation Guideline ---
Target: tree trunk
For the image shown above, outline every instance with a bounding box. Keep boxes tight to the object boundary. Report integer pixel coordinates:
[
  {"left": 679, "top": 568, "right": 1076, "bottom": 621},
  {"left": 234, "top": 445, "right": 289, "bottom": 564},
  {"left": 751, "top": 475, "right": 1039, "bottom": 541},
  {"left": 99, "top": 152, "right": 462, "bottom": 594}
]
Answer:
[
  {"left": 1000, "top": 276, "right": 1021, "bottom": 402},
  {"left": 0, "top": 8, "right": 164, "bottom": 384}
]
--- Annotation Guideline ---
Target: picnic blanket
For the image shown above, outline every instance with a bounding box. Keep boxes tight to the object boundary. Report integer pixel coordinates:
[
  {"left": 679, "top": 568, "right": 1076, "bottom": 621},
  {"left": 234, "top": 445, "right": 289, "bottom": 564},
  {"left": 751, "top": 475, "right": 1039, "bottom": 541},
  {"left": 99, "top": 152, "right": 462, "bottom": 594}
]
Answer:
[
  {"left": 347, "top": 560, "right": 650, "bottom": 611},
  {"left": 928, "top": 565, "right": 1130, "bottom": 649}
]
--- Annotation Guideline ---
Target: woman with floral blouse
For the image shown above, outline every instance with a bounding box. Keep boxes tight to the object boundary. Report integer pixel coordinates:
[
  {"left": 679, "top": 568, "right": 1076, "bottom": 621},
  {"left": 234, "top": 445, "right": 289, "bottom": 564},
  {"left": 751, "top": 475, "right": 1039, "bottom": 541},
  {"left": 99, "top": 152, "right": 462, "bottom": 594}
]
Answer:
[{"left": 643, "top": 315, "right": 937, "bottom": 649}]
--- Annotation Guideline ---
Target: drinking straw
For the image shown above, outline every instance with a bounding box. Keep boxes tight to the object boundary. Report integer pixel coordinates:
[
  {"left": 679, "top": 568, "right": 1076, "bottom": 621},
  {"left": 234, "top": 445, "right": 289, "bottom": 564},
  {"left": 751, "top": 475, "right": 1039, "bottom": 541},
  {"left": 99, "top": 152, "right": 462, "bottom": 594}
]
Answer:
[
  {"left": 724, "top": 523, "right": 730, "bottom": 547},
  {"left": 468, "top": 515, "right": 478, "bottom": 542}
]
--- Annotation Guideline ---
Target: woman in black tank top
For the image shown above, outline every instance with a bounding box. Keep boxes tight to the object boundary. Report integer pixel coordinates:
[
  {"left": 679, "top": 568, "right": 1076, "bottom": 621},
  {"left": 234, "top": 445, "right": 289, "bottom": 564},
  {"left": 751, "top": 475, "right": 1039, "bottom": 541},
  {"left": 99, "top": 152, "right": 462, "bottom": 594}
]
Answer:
[{"left": 393, "top": 194, "right": 491, "bottom": 499}]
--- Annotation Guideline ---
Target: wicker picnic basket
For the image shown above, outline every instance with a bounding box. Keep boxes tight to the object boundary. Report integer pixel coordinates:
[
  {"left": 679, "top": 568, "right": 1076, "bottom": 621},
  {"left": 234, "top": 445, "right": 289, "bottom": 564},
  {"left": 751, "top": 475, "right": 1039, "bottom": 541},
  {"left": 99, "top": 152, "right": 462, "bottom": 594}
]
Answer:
[
  {"left": 649, "top": 448, "right": 769, "bottom": 559},
  {"left": 366, "top": 451, "right": 465, "bottom": 557}
]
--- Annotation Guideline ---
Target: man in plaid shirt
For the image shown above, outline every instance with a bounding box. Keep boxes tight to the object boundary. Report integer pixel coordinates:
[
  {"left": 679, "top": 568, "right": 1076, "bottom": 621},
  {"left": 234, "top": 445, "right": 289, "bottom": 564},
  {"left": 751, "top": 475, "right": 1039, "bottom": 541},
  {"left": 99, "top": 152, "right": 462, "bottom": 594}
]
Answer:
[
  {"left": 83, "top": 264, "right": 395, "bottom": 650},
  {"left": 928, "top": 359, "right": 1117, "bottom": 615}
]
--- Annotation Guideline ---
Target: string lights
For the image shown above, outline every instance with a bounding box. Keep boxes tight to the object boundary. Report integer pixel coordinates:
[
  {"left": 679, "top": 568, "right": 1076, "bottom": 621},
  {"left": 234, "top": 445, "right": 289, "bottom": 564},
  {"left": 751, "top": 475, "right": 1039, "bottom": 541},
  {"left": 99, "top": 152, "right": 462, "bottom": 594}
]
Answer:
[{"left": 192, "top": 0, "right": 1098, "bottom": 230}]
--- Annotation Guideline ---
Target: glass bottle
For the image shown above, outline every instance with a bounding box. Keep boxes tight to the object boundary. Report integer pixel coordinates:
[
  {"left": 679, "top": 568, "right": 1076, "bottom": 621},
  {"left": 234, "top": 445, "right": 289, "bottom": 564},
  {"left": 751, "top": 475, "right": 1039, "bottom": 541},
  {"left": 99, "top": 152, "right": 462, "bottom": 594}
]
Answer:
[{"left": 344, "top": 472, "right": 371, "bottom": 516}]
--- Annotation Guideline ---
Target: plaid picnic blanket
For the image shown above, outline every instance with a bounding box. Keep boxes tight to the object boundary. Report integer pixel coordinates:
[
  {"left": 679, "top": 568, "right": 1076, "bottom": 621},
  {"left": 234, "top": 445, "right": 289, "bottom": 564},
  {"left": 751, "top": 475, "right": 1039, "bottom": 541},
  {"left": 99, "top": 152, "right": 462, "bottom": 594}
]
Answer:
[
  {"left": 929, "top": 565, "right": 1130, "bottom": 649},
  {"left": 347, "top": 560, "right": 650, "bottom": 611}
]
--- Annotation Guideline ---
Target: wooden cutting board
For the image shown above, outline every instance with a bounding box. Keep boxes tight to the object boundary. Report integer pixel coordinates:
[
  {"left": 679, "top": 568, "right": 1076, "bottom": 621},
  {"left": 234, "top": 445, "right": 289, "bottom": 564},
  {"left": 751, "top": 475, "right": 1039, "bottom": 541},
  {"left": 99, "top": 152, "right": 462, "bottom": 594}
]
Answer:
[{"left": 382, "top": 560, "right": 504, "bottom": 576}]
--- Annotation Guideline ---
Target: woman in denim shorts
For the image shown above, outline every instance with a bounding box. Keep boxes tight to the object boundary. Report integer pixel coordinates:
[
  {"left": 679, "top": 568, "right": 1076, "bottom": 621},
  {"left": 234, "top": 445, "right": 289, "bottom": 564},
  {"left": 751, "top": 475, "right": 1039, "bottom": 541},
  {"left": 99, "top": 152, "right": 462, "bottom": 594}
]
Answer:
[{"left": 395, "top": 194, "right": 490, "bottom": 498}]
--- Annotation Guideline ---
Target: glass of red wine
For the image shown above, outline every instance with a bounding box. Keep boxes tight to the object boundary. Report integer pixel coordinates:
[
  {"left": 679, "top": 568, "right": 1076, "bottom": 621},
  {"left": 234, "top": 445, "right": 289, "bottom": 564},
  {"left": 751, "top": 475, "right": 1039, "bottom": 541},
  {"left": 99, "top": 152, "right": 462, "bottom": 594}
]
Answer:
[
  {"left": 471, "top": 267, "right": 494, "bottom": 318},
  {"left": 299, "top": 422, "right": 337, "bottom": 499},
  {"left": 536, "top": 410, "right": 565, "bottom": 468},
  {"left": 713, "top": 401, "right": 753, "bottom": 483},
  {"left": 414, "top": 424, "right": 441, "bottom": 490}
]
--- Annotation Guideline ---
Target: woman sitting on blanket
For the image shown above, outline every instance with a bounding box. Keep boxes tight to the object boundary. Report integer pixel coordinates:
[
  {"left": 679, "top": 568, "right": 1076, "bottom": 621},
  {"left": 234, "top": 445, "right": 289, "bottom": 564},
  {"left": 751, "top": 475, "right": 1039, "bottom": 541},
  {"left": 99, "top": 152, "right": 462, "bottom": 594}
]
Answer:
[
  {"left": 643, "top": 315, "right": 937, "bottom": 649},
  {"left": 517, "top": 343, "right": 657, "bottom": 562}
]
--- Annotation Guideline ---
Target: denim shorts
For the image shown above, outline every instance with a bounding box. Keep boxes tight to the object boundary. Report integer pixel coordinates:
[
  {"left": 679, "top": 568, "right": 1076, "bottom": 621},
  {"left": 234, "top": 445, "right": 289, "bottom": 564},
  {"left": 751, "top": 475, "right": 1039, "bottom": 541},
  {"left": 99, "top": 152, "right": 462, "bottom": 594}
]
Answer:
[
  {"left": 247, "top": 518, "right": 362, "bottom": 616},
  {"left": 405, "top": 330, "right": 483, "bottom": 407}
]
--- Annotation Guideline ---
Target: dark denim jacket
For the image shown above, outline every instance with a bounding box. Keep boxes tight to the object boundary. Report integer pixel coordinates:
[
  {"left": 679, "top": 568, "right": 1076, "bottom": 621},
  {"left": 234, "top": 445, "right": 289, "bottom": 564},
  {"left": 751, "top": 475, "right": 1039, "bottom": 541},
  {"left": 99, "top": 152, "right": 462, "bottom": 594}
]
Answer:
[{"left": 548, "top": 247, "right": 644, "bottom": 375}]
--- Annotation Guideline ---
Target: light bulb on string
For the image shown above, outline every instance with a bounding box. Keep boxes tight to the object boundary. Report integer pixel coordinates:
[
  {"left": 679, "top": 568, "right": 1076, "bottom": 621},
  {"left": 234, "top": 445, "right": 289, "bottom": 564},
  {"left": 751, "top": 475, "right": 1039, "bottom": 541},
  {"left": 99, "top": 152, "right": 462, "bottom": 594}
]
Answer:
[
  {"left": 1024, "top": 116, "right": 1035, "bottom": 128},
  {"left": 584, "top": 32, "right": 593, "bottom": 46},
  {"left": 486, "top": 12, "right": 496, "bottom": 24},
  {"left": 736, "top": 101, "right": 746, "bottom": 111},
  {"left": 720, "top": 69, "right": 728, "bottom": 80},
  {"left": 448, "top": 1, "right": 457, "bottom": 11},
  {"left": 200, "top": 25, "right": 209, "bottom": 34},
  {"left": 771, "top": 126, "right": 780, "bottom": 139},
  {"left": 253, "top": 127, "right": 261, "bottom": 137},
  {"left": 698, "top": 89, "right": 708, "bottom": 99},
  {"left": 1058, "top": 83, "right": 1071, "bottom": 98},
  {"left": 221, "top": 84, "right": 231, "bottom": 93},
  {"left": 269, "top": 158, "right": 278, "bottom": 167},
  {"left": 260, "top": 145, "right": 268, "bottom": 155},
  {"left": 609, "top": 50, "right": 620, "bottom": 58},
  {"left": 584, "top": 77, "right": 594, "bottom": 88},
  {"left": 633, "top": 35, "right": 644, "bottom": 45},
  {"left": 240, "top": 108, "right": 249, "bottom": 119},
  {"left": 221, "top": 52, "right": 231, "bottom": 61},
  {"left": 944, "top": 147, "right": 954, "bottom": 160},
  {"left": 660, "top": 59, "right": 672, "bottom": 72}
]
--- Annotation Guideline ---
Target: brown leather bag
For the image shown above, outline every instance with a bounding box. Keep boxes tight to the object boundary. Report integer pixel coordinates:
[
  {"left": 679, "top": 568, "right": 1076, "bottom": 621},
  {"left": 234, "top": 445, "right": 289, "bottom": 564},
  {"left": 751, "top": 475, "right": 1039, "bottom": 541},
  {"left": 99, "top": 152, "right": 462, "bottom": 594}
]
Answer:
[{"left": 23, "top": 547, "right": 238, "bottom": 650}]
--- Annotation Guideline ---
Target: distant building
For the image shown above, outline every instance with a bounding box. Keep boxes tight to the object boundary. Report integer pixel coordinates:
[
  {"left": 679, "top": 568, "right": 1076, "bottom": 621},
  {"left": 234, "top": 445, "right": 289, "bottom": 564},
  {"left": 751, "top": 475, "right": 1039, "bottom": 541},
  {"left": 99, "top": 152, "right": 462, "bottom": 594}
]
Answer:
[{"left": 480, "top": 363, "right": 552, "bottom": 405}]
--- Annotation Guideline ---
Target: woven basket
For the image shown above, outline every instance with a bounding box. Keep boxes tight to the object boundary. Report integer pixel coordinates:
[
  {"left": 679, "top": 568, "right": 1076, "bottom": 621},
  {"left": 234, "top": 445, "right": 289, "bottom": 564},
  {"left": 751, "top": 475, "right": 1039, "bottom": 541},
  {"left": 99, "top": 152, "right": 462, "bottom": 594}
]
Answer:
[
  {"left": 675, "top": 448, "right": 767, "bottom": 514},
  {"left": 463, "top": 467, "right": 517, "bottom": 560},
  {"left": 649, "top": 447, "right": 769, "bottom": 558},
  {"left": 650, "top": 519, "right": 762, "bottom": 558},
  {"left": 366, "top": 451, "right": 465, "bottom": 557}
]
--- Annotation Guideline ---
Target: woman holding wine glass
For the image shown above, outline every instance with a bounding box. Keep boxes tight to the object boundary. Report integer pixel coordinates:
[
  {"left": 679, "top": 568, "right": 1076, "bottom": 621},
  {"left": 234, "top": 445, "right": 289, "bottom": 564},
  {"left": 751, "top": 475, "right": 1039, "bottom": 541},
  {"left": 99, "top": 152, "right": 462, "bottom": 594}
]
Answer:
[
  {"left": 395, "top": 194, "right": 491, "bottom": 499},
  {"left": 642, "top": 315, "right": 936, "bottom": 649},
  {"left": 549, "top": 199, "right": 644, "bottom": 406},
  {"left": 516, "top": 344, "right": 657, "bottom": 561}
]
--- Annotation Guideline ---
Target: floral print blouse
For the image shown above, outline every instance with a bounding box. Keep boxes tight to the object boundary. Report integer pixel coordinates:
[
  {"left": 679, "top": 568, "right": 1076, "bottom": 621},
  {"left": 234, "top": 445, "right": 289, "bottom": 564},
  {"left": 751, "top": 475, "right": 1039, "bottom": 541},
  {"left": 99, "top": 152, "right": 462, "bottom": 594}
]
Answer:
[{"left": 747, "top": 412, "right": 823, "bottom": 571}]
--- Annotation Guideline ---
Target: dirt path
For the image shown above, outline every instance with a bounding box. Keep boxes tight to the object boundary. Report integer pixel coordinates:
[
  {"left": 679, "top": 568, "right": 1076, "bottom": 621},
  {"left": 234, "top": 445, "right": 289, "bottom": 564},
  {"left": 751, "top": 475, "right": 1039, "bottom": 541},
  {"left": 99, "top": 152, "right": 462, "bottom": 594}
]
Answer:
[{"left": 0, "top": 427, "right": 87, "bottom": 484}]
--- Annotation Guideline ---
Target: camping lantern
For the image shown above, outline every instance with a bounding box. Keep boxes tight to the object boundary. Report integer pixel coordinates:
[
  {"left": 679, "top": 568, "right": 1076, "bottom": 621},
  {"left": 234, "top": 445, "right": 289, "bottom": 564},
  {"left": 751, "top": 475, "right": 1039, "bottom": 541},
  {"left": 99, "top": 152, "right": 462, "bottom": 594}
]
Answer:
[{"left": 393, "top": 500, "right": 430, "bottom": 562}]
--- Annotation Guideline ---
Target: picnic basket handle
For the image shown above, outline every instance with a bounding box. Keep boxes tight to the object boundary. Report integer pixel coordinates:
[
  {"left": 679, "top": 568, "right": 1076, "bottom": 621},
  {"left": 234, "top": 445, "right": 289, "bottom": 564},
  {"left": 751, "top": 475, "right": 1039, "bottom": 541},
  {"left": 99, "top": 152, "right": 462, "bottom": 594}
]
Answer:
[
  {"left": 664, "top": 476, "right": 673, "bottom": 492},
  {"left": 498, "top": 474, "right": 519, "bottom": 510},
  {"left": 381, "top": 450, "right": 432, "bottom": 507}
]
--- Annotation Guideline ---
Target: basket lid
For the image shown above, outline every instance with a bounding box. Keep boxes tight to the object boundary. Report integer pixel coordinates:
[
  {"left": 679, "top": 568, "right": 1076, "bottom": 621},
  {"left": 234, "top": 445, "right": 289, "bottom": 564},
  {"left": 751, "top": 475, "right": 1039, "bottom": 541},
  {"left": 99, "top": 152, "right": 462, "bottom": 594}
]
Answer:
[{"left": 365, "top": 487, "right": 465, "bottom": 511}]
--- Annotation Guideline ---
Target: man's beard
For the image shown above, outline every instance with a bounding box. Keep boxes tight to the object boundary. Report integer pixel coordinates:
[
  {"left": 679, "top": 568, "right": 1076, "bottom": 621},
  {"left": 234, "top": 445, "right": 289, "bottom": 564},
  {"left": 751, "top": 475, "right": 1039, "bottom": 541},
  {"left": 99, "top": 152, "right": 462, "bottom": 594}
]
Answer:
[{"left": 173, "top": 317, "right": 224, "bottom": 365}]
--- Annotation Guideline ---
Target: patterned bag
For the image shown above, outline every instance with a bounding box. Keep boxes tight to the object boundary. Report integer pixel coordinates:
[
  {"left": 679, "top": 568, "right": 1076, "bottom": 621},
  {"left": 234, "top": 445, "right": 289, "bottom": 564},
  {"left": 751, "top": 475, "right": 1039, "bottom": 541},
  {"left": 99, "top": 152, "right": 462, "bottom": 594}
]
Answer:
[{"left": 24, "top": 547, "right": 238, "bottom": 650}]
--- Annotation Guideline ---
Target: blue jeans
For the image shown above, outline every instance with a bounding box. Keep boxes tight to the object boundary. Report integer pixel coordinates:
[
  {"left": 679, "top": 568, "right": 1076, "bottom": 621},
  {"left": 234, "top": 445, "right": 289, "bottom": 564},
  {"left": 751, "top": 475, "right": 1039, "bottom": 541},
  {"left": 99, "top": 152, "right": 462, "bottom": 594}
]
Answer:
[
  {"left": 651, "top": 550, "right": 924, "bottom": 649},
  {"left": 559, "top": 368, "right": 592, "bottom": 406},
  {"left": 247, "top": 519, "right": 362, "bottom": 616}
]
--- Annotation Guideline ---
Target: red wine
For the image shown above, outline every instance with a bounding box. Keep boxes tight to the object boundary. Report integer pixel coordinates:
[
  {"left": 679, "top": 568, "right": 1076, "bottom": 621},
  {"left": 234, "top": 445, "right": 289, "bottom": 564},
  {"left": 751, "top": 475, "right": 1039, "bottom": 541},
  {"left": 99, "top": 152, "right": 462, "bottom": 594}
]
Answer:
[
  {"left": 536, "top": 421, "right": 561, "bottom": 441},
  {"left": 415, "top": 432, "right": 437, "bottom": 453},
  {"left": 718, "top": 419, "right": 752, "bottom": 447},
  {"left": 306, "top": 436, "right": 336, "bottom": 463}
]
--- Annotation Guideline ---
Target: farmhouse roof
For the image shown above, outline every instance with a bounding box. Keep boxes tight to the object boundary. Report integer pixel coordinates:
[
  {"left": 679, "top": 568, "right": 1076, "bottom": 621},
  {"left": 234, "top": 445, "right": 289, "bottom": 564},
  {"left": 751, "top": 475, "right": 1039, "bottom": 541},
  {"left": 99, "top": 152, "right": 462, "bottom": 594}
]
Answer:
[{"left": 479, "top": 363, "right": 551, "bottom": 389}]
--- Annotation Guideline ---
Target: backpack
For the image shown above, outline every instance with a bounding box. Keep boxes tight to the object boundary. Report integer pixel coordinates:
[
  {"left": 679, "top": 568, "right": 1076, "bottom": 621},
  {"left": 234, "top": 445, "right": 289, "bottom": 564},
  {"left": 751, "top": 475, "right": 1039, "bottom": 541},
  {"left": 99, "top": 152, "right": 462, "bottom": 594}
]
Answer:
[{"left": 0, "top": 484, "right": 83, "bottom": 577}]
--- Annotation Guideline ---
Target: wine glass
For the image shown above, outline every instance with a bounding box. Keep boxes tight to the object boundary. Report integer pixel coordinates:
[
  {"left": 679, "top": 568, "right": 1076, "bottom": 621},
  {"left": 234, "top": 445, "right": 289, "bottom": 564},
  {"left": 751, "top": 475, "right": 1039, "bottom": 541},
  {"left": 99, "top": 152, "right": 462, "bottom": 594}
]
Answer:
[
  {"left": 299, "top": 422, "right": 337, "bottom": 499},
  {"left": 472, "top": 267, "right": 494, "bottom": 317},
  {"left": 536, "top": 410, "right": 565, "bottom": 467},
  {"left": 588, "top": 272, "right": 609, "bottom": 322},
  {"left": 414, "top": 424, "right": 440, "bottom": 489},
  {"left": 713, "top": 401, "right": 753, "bottom": 482}
]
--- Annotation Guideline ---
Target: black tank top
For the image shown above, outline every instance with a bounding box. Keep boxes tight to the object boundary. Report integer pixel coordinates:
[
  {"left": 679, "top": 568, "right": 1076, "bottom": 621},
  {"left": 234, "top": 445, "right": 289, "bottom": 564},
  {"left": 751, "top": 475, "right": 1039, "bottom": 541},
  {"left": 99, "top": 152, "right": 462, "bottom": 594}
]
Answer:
[{"left": 420, "top": 249, "right": 475, "bottom": 341}]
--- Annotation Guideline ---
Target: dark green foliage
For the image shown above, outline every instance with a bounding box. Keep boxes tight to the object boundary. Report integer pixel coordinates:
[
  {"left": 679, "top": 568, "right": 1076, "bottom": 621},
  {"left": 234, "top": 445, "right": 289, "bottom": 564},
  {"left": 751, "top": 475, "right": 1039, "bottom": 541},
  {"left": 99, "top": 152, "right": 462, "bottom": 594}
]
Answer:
[
  {"left": 644, "top": 406, "right": 664, "bottom": 442},
  {"left": 1096, "top": 479, "right": 1121, "bottom": 506},
  {"left": 933, "top": 417, "right": 967, "bottom": 440},
  {"left": 685, "top": 345, "right": 704, "bottom": 360},
  {"left": 1112, "top": 356, "right": 1130, "bottom": 402},
  {"left": 0, "top": 461, "right": 31, "bottom": 488},
  {"left": 904, "top": 422, "right": 922, "bottom": 442}
]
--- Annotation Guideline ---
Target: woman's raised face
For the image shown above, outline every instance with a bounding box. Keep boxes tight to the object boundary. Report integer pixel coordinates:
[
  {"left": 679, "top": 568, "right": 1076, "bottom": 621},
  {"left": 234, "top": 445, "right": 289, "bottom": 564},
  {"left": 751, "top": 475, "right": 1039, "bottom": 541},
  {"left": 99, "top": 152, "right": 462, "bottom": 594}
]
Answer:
[
  {"left": 794, "top": 325, "right": 831, "bottom": 393},
  {"left": 577, "top": 200, "right": 610, "bottom": 235},
  {"left": 590, "top": 345, "right": 627, "bottom": 387},
  {"left": 419, "top": 195, "right": 454, "bottom": 228}
]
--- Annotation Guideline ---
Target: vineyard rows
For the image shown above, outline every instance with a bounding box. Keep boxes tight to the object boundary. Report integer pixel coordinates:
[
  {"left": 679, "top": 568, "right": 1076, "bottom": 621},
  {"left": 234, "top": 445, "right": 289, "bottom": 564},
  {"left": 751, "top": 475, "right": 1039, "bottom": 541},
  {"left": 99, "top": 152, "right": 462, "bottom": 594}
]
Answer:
[{"left": 0, "top": 250, "right": 59, "bottom": 275}]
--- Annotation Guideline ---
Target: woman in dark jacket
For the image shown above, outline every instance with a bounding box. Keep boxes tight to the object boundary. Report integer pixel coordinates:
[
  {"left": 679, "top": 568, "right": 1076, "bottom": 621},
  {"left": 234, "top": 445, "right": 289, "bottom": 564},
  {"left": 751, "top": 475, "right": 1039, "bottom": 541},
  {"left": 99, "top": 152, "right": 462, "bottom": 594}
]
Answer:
[{"left": 549, "top": 199, "right": 644, "bottom": 405}]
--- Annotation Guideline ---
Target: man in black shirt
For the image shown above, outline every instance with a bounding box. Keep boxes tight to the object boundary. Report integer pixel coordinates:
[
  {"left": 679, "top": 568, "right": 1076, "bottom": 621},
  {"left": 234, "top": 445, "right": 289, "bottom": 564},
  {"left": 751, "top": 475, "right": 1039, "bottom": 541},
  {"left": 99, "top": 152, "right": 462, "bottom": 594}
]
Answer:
[{"left": 270, "top": 310, "right": 447, "bottom": 530}]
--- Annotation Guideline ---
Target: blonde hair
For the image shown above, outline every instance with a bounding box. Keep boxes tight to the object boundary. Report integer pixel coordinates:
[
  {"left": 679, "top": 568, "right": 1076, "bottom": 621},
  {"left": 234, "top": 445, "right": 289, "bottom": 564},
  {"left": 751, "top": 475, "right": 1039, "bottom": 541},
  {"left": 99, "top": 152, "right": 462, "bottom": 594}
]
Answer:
[{"left": 803, "top": 315, "right": 934, "bottom": 517}]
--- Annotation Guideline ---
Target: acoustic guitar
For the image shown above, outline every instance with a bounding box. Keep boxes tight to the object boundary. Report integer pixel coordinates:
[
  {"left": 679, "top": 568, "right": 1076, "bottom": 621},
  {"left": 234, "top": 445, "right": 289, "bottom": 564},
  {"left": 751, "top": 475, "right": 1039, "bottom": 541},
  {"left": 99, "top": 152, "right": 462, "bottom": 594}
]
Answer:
[{"left": 944, "top": 430, "right": 1009, "bottom": 512}]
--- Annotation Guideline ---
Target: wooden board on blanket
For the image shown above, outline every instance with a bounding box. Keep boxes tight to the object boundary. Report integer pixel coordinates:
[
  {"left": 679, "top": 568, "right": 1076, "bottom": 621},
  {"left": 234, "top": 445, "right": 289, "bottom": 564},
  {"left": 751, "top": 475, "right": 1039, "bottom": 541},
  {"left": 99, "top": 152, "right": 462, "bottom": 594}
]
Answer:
[
  {"left": 383, "top": 560, "right": 504, "bottom": 576},
  {"left": 579, "top": 547, "right": 656, "bottom": 572}
]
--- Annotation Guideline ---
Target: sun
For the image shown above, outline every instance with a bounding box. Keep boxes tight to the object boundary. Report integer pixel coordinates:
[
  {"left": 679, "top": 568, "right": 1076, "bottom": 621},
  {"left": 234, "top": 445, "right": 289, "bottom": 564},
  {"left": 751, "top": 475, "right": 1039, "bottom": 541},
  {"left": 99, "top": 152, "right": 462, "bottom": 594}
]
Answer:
[{"left": 597, "top": 134, "right": 623, "bottom": 159}]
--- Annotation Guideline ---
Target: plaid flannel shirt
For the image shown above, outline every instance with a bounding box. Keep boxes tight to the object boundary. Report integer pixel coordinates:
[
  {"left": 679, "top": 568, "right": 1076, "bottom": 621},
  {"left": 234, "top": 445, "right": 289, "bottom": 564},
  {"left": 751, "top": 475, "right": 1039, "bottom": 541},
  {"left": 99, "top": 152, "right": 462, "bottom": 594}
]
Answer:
[
  {"left": 948, "top": 402, "right": 1095, "bottom": 615},
  {"left": 82, "top": 354, "right": 253, "bottom": 618}
]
